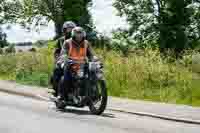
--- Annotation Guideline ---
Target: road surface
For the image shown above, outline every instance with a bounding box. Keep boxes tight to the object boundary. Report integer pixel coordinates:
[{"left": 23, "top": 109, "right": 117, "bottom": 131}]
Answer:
[{"left": 0, "top": 92, "right": 199, "bottom": 133}]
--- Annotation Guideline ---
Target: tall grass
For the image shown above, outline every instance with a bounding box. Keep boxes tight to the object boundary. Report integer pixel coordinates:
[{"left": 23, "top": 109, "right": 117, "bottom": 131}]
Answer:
[
  {"left": 15, "top": 48, "right": 53, "bottom": 87},
  {"left": 0, "top": 54, "right": 16, "bottom": 80},
  {"left": 96, "top": 49, "right": 197, "bottom": 106},
  {"left": 0, "top": 47, "right": 53, "bottom": 87},
  {"left": 0, "top": 42, "right": 199, "bottom": 106}
]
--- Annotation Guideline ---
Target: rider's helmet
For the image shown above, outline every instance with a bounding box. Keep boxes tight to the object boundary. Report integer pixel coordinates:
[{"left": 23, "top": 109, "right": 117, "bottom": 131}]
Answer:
[
  {"left": 62, "top": 21, "right": 76, "bottom": 33},
  {"left": 71, "top": 26, "right": 86, "bottom": 43}
]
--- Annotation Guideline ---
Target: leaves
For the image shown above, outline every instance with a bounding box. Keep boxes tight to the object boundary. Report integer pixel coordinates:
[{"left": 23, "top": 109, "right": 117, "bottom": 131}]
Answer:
[
  {"left": 114, "top": 0, "right": 200, "bottom": 56},
  {"left": 1, "top": 0, "right": 93, "bottom": 37}
]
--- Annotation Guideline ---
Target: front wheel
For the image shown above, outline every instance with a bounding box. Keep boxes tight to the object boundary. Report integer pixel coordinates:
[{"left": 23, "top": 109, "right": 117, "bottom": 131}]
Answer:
[{"left": 88, "top": 80, "right": 107, "bottom": 115}]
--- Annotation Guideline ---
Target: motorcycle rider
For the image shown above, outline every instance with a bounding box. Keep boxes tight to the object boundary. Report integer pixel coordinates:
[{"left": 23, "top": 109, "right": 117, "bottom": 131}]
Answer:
[
  {"left": 51, "top": 21, "right": 76, "bottom": 97},
  {"left": 57, "top": 26, "right": 96, "bottom": 101}
]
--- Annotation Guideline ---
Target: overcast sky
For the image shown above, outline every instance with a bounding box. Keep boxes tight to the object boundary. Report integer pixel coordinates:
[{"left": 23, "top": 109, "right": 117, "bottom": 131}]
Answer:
[{"left": 3, "top": 0, "right": 127, "bottom": 43}]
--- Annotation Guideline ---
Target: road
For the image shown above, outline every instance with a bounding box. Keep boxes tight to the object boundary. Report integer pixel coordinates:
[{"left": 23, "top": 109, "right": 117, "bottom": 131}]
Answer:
[{"left": 0, "top": 92, "right": 199, "bottom": 133}]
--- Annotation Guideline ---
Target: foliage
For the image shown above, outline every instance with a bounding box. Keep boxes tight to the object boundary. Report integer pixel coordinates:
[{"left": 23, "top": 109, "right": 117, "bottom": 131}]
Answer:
[
  {"left": 0, "top": 28, "right": 7, "bottom": 48},
  {"left": 0, "top": 48, "right": 3, "bottom": 54},
  {"left": 113, "top": 0, "right": 200, "bottom": 57},
  {"left": 2, "top": 0, "right": 94, "bottom": 38},
  {"left": 1, "top": 42, "right": 199, "bottom": 106},
  {"left": 0, "top": 1, "right": 8, "bottom": 48},
  {"left": 4, "top": 44, "right": 16, "bottom": 54}
]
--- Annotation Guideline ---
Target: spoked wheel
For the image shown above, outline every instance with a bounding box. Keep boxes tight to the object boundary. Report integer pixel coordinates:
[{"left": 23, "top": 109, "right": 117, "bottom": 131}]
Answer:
[{"left": 88, "top": 80, "right": 107, "bottom": 115}]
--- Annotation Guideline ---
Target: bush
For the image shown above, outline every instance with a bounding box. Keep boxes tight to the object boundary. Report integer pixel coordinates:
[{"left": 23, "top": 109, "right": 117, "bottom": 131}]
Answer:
[
  {"left": 0, "top": 48, "right": 3, "bottom": 54},
  {"left": 4, "top": 44, "right": 16, "bottom": 54},
  {"left": 192, "top": 53, "right": 200, "bottom": 73},
  {"left": 18, "top": 49, "right": 23, "bottom": 53},
  {"left": 28, "top": 47, "right": 37, "bottom": 52},
  {"left": 0, "top": 55, "right": 16, "bottom": 80}
]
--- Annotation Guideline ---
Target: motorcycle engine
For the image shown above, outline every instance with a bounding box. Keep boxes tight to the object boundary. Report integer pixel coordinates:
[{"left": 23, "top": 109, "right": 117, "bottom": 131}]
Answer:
[{"left": 72, "top": 64, "right": 85, "bottom": 79}]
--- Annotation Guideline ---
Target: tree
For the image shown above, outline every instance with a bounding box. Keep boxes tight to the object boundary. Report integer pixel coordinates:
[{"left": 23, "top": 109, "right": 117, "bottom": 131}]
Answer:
[
  {"left": 186, "top": 1, "right": 200, "bottom": 48},
  {"left": 113, "top": 0, "right": 200, "bottom": 57},
  {"left": 3, "top": 0, "right": 94, "bottom": 38},
  {"left": 0, "top": 28, "right": 7, "bottom": 48},
  {"left": 158, "top": 0, "right": 189, "bottom": 58},
  {"left": 0, "top": 0, "right": 8, "bottom": 48}
]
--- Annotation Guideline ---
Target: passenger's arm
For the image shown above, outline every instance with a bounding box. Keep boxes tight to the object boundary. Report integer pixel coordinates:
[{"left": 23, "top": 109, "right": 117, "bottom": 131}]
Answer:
[
  {"left": 57, "top": 41, "right": 69, "bottom": 64},
  {"left": 54, "top": 39, "right": 62, "bottom": 59}
]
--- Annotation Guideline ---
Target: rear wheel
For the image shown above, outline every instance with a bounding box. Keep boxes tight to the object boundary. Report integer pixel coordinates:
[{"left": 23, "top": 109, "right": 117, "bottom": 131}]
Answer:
[
  {"left": 55, "top": 76, "right": 66, "bottom": 110},
  {"left": 55, "top": 99, "right": 66, "bottom": 110},
  {"left": 89, "top": 80, "right": 107, "bottom": 115}
]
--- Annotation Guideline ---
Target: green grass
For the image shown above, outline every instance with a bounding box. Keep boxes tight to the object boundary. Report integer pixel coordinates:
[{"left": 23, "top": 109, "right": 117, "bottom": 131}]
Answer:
[
  {"left": 0, "top": 54, "right": 16, "bottom": 81},
  {"left": 191, "top": 76, "right": 200, "bottom": 106},
  {"left": 16, "top": 71, "right": 49, "bottom": 87},
  {"left": 100, "top": 49, "right": 196, "bottom": 106},
  {"left": 0, "top": 41, "right": 199, "bottom": 106}
]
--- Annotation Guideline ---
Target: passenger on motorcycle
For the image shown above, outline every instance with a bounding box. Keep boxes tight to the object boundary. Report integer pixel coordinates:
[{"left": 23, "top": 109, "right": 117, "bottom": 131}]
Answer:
[
  {"left": 54, "top": 21, "right": 76, "bottom": 60},
  {"left": 57, "top": 26, "right": 96, "bottom": 101},
  {"left": 51, "top": 21, "right": 76, "bottom": 97}
]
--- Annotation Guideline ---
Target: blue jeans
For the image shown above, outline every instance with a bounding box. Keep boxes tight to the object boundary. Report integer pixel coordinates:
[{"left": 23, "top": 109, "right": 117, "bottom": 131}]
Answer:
[
  {"left": 59, "top": 69, "right": 73, "bottom": 99},
  {"left": 52, "top": 66, "right": 63, "bottom": 96},
  {"left": 64, "top": 70, "right": 72, "bottom": 81}
]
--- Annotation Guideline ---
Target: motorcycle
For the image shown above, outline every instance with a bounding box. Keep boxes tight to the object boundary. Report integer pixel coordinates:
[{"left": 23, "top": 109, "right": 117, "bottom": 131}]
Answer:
[{"left": 54, "top": 58, "right": 108, "bottom": 115}]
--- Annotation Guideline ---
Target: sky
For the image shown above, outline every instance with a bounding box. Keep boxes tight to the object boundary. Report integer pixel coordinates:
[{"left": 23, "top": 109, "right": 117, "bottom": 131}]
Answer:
[{"left": 3, "top": 0, "right": 127, "bottom": 43}]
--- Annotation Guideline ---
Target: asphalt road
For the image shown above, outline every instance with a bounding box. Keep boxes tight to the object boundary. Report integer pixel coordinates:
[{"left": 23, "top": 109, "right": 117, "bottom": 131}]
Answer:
[{"left": 0, "top": 92, "right": 199, "bottom": 133}]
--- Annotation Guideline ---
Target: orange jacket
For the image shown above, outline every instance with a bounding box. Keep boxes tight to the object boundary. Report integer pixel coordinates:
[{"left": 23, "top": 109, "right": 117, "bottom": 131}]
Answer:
[
  {"left": 59, "top": 39, "right": 94, "bottom": 63},
  {"left": 68, "top": 39, "right": 88, "bottom": 63}
]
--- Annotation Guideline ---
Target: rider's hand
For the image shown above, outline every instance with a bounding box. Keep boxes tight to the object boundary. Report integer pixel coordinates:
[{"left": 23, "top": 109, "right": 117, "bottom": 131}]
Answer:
[{"left": 64, "top": 58, "right": 73, "bottom": 69}]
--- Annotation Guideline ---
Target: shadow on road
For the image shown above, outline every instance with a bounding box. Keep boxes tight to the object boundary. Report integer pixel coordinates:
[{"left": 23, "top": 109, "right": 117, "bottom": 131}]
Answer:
[{"left": 56, "top": 108, "right": 116, "bottom": 119}]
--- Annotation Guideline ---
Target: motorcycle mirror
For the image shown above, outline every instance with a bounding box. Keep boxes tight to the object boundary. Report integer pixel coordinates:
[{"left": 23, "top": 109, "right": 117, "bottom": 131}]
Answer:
[{"left": 93, "top": 56, "right": 99, "bottom": 61}]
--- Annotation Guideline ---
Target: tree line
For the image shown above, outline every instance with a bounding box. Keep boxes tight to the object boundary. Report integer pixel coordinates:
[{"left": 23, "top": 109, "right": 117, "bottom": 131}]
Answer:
[
  {"left": 0, "top": 0, "right": 200, "bottom": 58},
  {"left": 113, "top": 0, "right": 200, "bottom": 57}
]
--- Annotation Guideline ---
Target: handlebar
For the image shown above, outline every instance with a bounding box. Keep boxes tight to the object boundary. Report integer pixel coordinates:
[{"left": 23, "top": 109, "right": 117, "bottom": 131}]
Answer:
[{"left": 66, "top": 59, "right": 85, "bottom": 65}]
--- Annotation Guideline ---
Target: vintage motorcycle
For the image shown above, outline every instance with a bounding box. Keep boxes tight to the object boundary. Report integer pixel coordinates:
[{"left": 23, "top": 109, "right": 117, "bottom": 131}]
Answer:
[{"left": 54, "top": 58, "right": 107, "bottom": 115}]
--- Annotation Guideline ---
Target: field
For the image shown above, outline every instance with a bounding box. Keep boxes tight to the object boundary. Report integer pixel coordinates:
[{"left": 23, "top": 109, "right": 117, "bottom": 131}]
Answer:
[{"left": 0, "top": 41, "right": 200, "bottom": 106}]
